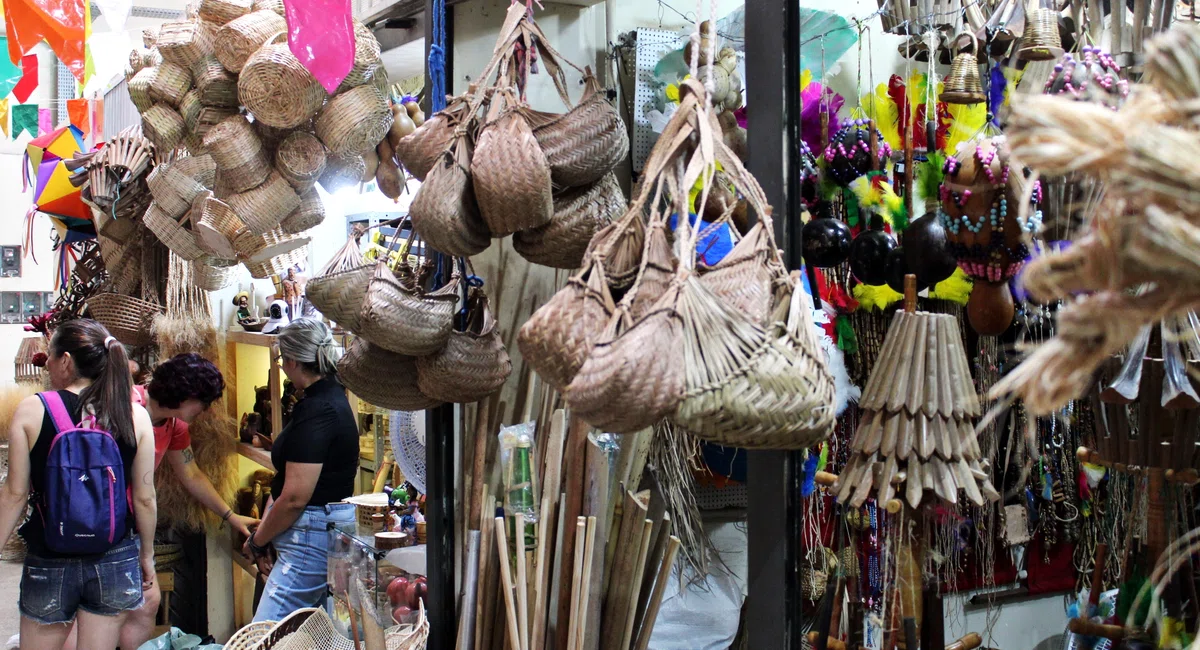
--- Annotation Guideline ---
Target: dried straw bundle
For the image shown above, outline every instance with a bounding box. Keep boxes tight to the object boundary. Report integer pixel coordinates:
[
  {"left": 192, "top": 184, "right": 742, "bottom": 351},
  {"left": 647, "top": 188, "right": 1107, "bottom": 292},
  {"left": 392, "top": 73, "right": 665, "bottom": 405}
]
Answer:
[
  {"left": 0, "top": 383, "right": 41, "bottom": 439},
  {"left": 647, "top": 420, "right": 711, "bottom": 575}
]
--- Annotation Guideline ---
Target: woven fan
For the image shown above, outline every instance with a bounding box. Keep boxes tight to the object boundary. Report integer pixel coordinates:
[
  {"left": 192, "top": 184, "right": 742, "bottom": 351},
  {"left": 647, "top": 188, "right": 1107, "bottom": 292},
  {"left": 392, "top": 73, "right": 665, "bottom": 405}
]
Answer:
[
  {"left": 389, "top": 409, "right": 427, "bottom": 495},
  {"left": 834, "top": 288, "right": 1000, "bottom": 509}
]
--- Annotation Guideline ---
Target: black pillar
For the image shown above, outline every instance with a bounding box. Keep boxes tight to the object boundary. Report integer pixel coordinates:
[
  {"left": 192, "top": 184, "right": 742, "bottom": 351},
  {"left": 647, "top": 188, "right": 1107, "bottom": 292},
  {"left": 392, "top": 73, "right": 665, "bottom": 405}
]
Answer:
[
  {"left": 745, "top": 0, "right": 805, "bottom": 648},
  {"left": 424, "top": 3, "right": 455, "bottom": 649}
]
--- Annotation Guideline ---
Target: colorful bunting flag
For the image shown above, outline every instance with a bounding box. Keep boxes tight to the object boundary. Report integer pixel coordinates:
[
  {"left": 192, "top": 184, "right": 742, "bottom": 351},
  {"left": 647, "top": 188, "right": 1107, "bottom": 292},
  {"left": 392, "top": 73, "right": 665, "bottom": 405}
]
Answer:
[
  {"left": 3, "top": 0, "right": 89, "bottom": 83},
  {"left": 90, "top": 97, "right": 102, "bottom": 141},
  {"left": 12, "top": 54, "right": 37, "bottom": 103},
  {"left": 284, "top": 0, "right": 355, "bottom": 94},
  {"left": 0, "top": 39, "right": 22, "bottom": 98},
  {"left": 37, "top": 107, "right": 50, "bottom": 135},
  {"left": 12, "top": 103, "right": 37, "bottom": 138},
  {"left": 66, "top": 97, "right": 87, "bottom": 134},
  {"left": 0, "top": 100, "right": 9, "bottom": 137}
]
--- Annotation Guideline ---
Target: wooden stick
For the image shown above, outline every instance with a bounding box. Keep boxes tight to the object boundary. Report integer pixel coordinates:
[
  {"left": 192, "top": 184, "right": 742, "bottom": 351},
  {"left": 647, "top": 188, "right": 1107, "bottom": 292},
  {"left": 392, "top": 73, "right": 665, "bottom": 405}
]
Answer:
[
  {"left": 632, "top": 537, "right": 681, "bottom": 650},
  {"left": 531, "top": 494, "right": 554, "bottom": 650},
  {"left": 547, "top": 491, "right": 569, "bottom": 645},
  {"left": 567, "top": 517, "right": 587, "bottom": 650},
  {"left": 601, "top": 492, "right": 648, "bottom": 650},
  {"left": 495, "top": 517, "right": 523, "bottom": 650},
  {"left": 582, "top": 438, "right": 612, "bottom": 650},
  {"left": 534, "top": 410, "right": 566, "bottom": 650},
  {"left": 476, "top": 497, "right": 497, "bottom": 650},
  {"left": 620, "top": 518, "right": 656, "bottom": 650},
  {"left": 459, "top": 530, "right": 481, "bottom": 650},
  {"left": 575, "top": 517, "right": 599, "bottom": 650},
  {"left": 469, "top": 397, "right": 494, "bottom": 530},
  {"left": 515, "top": 513, "right": 531, "bottom": 650},
  {"left": 555, "top": 414, "right": 590, "bottom": 650}
]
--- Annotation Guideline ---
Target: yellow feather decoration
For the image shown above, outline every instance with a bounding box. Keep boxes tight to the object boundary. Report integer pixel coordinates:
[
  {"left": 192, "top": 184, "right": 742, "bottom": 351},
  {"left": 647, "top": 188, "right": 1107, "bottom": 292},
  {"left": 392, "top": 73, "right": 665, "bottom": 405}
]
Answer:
[
  {"left": 861, "top": 82, "right": 901, "bottom": 152},
  {"left": 945, "top": 102, "right": 987, "bottom": 156},
  {"left": 801, "top": 69, "right": 813, "bottom": 91},
  {"left": 928, "top": 267, "right": 974, "bottom": 305},
  {"left": 1002, "top": 67, "right": 1023, "bottom": 106},
  {"left": 852, "top": 282, "right": 904, "bottom": 311}
]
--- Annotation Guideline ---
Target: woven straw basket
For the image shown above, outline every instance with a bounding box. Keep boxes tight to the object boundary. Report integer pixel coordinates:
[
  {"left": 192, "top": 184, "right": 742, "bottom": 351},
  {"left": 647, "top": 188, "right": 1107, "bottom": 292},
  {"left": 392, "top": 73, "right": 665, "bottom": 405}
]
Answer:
[
  {"left": 192, "top": 257, "right": 238, "bottom": 291},
  {"left": 157, "top": 21, "right": 214, "bottom": 68},
  {"left": 532, "top": 74, "right": 629, "bottom": 188},
  {"left": 306, "top": 264, "right": 372, "bottom": 331},
  {"left": 179, "top": 90, "right": 203, "bottom": 129},
  {"left": 472, "top": 98, "right": 553, "bottom": 236},
  {"left": 275, "top": 131, "right": 327, "bottom": 190},
  {"left": 517, "top": 256, "right": 615, "bottom": 391},
  {"left": 280, "top": 186, "right": 325, "bottom": 234},
  {"left": 191, "top": 55, "right": 239, "bottom": 107},
  {"left": 196, "top": 106, "right": 239, "bottom": 141},
  {"left": 215, "top": 10, "right": 286, "bottom": 73},
  {"left": 245, "top": 243, "right": 307, "bottom": 279},
  {"left": 199, "top": 0, "right": 252, "bottom": 25},
  {"left": 128, "top": 67, "right": 155, "bottom": 113},
  {"left": 393, "top": 100, "right": 464, "bottom": 181},
  {"left": 356, "top": 262, "right": 459, "bottom": 356},
  {"left": 233, "top": 226, "right": 308, "bottom": 261},
  {"left": 147, "top": 163, "right": 208, "bottom": 218},
  {"left": 144, "top": 202, "right": 206, "bottom": 261},
  {"left": 696, "top": 222, "right": 776, "bottom": 327},
  {"left": 86, "top": 293, "right": 162, "bottom": 347},
  {"left": 148, "top": 61, "right": 193, "bottom": 107},
  {"left": 408, "top": 136, "right": 489, "bottom": 258},
  {"left": 513, "top": 172, "right": 623, "bottom": 269},
  {"left": 318, "top": 151, "right": 365, "bottom": 193},
  {"left": 193, "top": 191, "right": 244, "bottom": 258},
  {"left": 252, "top": 0, "right": 285, "bottom": 16},
  {"left": 339, "top": 338, "right": 442, "bottom": 411},
  {"left": 337, "top": 21, "right": 383, "bottom": 92},
  {"left": 141, "top": 104, "right": 186, "bottom": 152},
  {"left": 203, "top": 115, "right": 270, "bottom": 193},
  {"left": 240, "top": 33, "right": 327, "bottom": 129},
  {"left": 315, "top": 85, "right": 392, "bottom": 154},
  {"left": 416, "top": 291, "right": 511, "bottom": 403},
  {"left": 174, "top": 154, "right": 217, "bottom": 188},
  {"left": 228, "top": 171, "right": 301, "bottom": 234},
  {"left": 223, "top": 620, "right": 274, "bottom": 650}
]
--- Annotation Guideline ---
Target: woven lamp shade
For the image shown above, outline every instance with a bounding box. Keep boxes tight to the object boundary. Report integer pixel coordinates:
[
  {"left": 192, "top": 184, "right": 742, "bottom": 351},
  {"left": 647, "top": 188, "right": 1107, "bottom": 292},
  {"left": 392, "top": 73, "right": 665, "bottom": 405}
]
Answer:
[{"left": 941, "top": 48, "right": 985, "bottom": 104}]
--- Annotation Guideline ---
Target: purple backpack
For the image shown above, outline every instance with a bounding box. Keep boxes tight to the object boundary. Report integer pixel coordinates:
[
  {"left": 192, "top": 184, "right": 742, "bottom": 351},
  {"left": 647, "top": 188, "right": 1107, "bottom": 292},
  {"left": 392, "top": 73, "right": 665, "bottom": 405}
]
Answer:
[{"left": 36, "top": 391, "right": 128, "bottom": 554}]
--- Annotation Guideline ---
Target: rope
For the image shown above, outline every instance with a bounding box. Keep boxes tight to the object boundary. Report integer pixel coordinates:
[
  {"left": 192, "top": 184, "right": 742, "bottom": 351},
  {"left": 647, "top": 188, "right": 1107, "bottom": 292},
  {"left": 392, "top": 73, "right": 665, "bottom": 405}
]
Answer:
[{"left": 428, "top": 0, "right": 447, "bottom": 113}]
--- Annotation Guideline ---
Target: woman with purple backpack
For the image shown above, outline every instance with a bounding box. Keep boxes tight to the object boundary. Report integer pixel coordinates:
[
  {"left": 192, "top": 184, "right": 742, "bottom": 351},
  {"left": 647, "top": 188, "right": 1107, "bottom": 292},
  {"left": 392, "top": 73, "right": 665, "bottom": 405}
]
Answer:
[{"left": 0, "top": 320, "right": 158, "bottom": 650}]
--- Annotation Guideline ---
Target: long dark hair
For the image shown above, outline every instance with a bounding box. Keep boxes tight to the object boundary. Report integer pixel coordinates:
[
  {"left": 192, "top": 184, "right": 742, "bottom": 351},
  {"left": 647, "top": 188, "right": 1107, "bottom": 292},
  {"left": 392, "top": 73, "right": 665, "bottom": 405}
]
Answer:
[{"left": 49, "top": 320, "right": 135, "bottom": 445}]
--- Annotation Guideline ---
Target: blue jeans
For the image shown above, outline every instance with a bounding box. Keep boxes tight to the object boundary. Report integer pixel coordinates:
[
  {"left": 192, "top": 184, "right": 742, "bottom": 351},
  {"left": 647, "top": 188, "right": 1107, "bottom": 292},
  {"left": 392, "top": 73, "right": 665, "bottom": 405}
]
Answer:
[
  {"left": 19, "top": 535, "right": 144, "bottom": 625},
  {"left": 253, "top": 503, "right": 355, "bottom": 623}
]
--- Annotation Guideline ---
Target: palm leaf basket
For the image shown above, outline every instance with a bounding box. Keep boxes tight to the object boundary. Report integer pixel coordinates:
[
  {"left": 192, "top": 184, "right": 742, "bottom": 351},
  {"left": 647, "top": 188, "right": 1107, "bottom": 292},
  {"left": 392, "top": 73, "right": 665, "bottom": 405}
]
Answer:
[
  {"left": 416, "top": 288, "right": 512, "bottom": 403},
  {"left": 354, "top": 259, "right": 460, "bottom": 356},
  {"left": 512, "top": 171, "right": 624, "bottom": 269},
  {"left": 338, "top": 338, "right": 442, "bottom": 411},
  {"left": 408, "top": 134, "right": 489, "bottom": 258},
  {"left": 86, "top": 292, "right": 162, "bottom": 347}
]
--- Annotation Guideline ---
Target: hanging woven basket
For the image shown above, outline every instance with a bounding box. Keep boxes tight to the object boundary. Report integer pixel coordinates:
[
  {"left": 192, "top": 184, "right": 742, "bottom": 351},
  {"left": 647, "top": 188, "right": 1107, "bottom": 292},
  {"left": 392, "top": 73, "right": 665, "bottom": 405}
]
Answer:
[
  {"left": 191, "top": 55, "right": 239, "bottom": 108},
  {"left": 179, "top": 90, "right": 203, "bottom": 129},
  {"left": 192, "top": 257, "right": 239, "bottom": 291},
  {"left": 408, "top": 135, "right": 489, "bottom": 258},
  {"left": 355, "top": 261, "right": 459, "bottom": 356},
  {"left": 157, "top": 20, "right": 214, "bottom": 69},
  {"left": 279, "top": 186, "right": 325, "bottom": 234},
  {"left": 148, "top": 61, "right": 193, "bottom": 107},
  {"left": 336, "top": 21, "right": 383, "bottom": 93},
  {"left": 144, "top": 201, "right": 207, "bottom": 261},
  {"left": 173, "top": 154, "right": 217, "bottom": 188},
  {"left": 199, "top": 0, "right": 252, "bottom": 25},
  {"left": 472, "top": 91, "right": 553, "bottom": 236},
  {"left": 318, "top": 151, "right": 365, "bottom": 193},
  {"left": 141, "top": 104, "right": 186, "bottom": 152},
  {"left": 393, "top": 98, "right": 467, "bottom": 181},
  {"left": 532, "top": 72, "right": 629, "bottom": 188},
  {"left": 315, "top": 85, "right": 393, "bottom": 155},
  {"left": 193, "top": 191, "right": 245, "bottom": 259},
  {"left": 227, "top": 171, "right": 301, "bottom": 234},
  {"left": 203, "top": 115, "right": 271, "bottom": 193},
  {"left": 128, "top": 67, "right": 156, "bottom": 113},
  {"left": 338, "top": 338, "right": 442, "bottom": 411},
  {"left": 147, "top": 163, "right": 208, "bottom": 218},
  {"left": 306, "top": 264, "right": 372, "bottom": 331},
  {"left": 86, "top": 292, "right": 162, "bottom": 347},
  {"left": 214, "top": 9, "right": 286, "bottom": 73},
  {"left": 251, "top": 0, "right": 284, "bottom": 16},
  {"left": 513, "top": 171, "right": 624, "bottom": 269},
  {"left": 415, "top": 290, "right": 512, "bottom": 403},
  {"left": 275, "top": 131, "right": 327, "bottom": 191},
  {"left": 239, "top": 33, "right": 328, "bottom": 129}
]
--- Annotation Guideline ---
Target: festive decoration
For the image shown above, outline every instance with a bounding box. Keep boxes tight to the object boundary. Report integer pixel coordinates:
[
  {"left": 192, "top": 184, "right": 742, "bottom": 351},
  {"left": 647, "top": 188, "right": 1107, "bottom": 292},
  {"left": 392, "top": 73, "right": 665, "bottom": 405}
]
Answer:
[
  {"left": 12, "top": 103, "right": 37, "bottom": 138},
  {"left": 37, "top": 108, "right": 51, "bottom": 135},
  {"left": 26, "top": 124, "right": 91, "bottom": 242},
  {"left": 67, "top": 98, "right": 88, "bottom": 135},
  {"left": 0, "top": 100, "right": 9, "bottom": 138},
  {"left": 283, "top": 0, "right": 356, "bottom": 94},
  {"left": 849, "top": 172, "right": 907, "bottom": 231},
  {"left": 12, "top": 54, "right": 37, "bottom": 103},
  {"left": 823, "top": 120, "right": 891, "bottom": 186},
  {"left": 0, "top": 40, "right": 25, "bottom": 99},
  {"left": 927, "top": 267, "right": 973, "bottom": 305},
  {"left": 4, "top": 0, "right": 89, "bottom": 83},
  {"left": 851, "top": 280, "right": 903, "bottom": 312},
  {"left": 801, "top": 72, "right": 844, "bottom": 155}
]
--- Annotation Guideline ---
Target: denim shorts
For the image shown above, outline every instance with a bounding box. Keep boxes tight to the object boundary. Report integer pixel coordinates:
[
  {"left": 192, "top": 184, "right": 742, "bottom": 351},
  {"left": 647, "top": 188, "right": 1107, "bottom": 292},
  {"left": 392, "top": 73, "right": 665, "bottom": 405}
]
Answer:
[
  {"left": 19, "top": 536, "right": 144, "bottom": 625},
  {"left": 253, "top": 502, "right": 355, "bottom": 623}
]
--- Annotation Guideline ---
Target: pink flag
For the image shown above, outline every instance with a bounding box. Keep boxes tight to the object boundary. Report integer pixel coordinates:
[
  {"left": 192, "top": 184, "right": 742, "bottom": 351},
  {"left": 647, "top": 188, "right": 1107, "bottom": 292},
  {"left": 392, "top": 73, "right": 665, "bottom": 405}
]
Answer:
[
  {"left": 283, "top": 0, "right": 354, "bottom": 94},
  {"left": 37, "top": 107, "right": 50, "bottom": 135}
]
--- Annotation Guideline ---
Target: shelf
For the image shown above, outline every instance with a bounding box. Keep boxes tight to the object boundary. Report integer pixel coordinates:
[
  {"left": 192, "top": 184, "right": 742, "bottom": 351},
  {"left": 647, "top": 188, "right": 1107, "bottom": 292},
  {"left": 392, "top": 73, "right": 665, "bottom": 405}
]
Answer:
[
  {"left": 231, "top": 543, "right": 259, "bottom": 580},
  {"left": 227, "top": 330, "right": 278, "bottom": 348},
  {"left": 237, "top": 443, "right": 274, "bottom": 470}
]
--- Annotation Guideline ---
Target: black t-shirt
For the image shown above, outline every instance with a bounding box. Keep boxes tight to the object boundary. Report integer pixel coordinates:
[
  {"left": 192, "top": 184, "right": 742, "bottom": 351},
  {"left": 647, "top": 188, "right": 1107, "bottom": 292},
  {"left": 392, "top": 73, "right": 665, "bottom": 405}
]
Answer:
[
  {"left": 20, "top": 390, "right": 138, "bottom": 558},
  {"left": 270, "top": 377, "right": 359, "bottom": 506}
]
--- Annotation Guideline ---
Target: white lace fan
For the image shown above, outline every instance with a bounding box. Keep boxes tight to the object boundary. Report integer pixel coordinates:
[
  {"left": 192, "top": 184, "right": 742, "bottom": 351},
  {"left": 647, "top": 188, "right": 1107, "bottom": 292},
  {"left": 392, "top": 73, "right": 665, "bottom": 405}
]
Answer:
[{"left": 389, "top": 410, "right": 427, "bottom": 494}]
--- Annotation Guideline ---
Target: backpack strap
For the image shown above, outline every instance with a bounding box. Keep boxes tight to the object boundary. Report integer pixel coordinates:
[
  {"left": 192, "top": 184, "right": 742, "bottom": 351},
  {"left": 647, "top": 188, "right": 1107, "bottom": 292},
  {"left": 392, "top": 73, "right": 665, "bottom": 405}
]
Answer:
[{"left": 37, "top": 391, "right": 77, "bottom": 434}]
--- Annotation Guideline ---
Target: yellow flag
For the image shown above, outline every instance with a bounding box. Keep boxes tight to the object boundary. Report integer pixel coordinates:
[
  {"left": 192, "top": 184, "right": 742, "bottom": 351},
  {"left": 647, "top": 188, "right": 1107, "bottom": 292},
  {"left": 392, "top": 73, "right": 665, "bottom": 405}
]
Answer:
[{"left": 0, "top": 99, "right": 11, "bottom": 138}]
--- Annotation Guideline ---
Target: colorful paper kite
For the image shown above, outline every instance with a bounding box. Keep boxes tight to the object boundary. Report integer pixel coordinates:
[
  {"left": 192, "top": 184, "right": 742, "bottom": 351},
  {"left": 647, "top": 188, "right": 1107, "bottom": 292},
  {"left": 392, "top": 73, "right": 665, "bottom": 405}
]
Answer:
[{"left": 25, "top": 124, "right": 92, "bottom": 243}]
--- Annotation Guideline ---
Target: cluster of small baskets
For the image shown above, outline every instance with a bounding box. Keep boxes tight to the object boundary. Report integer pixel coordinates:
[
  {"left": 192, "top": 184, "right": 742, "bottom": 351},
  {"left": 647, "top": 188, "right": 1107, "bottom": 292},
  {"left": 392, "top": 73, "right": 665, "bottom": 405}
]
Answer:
[
  {"left": 394, "top": 7, "right": 629, "bottom": 269},
  {"left": 127, "top": 0, "right": 398, "bottom": 288}
]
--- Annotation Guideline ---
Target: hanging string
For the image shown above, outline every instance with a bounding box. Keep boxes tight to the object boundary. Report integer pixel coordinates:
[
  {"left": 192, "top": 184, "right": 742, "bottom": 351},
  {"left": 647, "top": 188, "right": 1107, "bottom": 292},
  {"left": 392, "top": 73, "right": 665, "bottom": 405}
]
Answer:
[{"left": 428, "top": 0, "right": 447, "bottom": 113}]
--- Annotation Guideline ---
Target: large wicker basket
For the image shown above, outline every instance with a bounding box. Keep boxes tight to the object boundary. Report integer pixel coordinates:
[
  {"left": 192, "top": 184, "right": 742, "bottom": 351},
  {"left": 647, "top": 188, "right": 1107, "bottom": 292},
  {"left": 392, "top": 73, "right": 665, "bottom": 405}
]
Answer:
[
  {"left": 148, "top": 61, "right": 193, "bottom": 107},
  {"left": 513, "top": 171, "right": 623, "bottom": 269},
  {"left": 336, "top": 21, "right": 383, "bottom": 92},
  {"left": 179, "top": 90, "right": 203, "bottom": 130},
  {"left": 191, "top": 55, "right": 239, "bottom": 107},
  {"left": 128, "top": 67, "right": 156, "bottom": 113},
  {"left": 192, "top": 257, "right": 239, "bottom": 291},
  {"left": 355, "top": 262, "right": 458, "bottom": 356},
  {"left": 532, "top": 73, "right": 629, "bottom": 188},
  {"left": 305, "top": 264, "right": 372, "bottom": 331},
  {"left": 174, "top": 154, "right": 217, "bottom": 187},
  {"left": 147, "top": 163, "right": 208, "bottom": 218},
  {"left": 144, "top": 201, "right": 207, "bottom": 261},
  {"left": 239, "top": 34, "right": 327, "bottom": 129},
  {"left": 157, "top": 21, "right": 214, "bottom": 68},
  {"left": 141, "top": 103, "right": 186, "bottom": 152},
  {"left": 214, "top": 10, "right": 286, "bottom": 73},
  {"left": 203, "top": 115, "right": 270, "bottom": 193},
  {"left": 86, "top": 292, "right": 162, "bottom": 347},
  {"left": 228, "top": 171, "right": 301, "bottom": 234},
  {"left": 199, "top": 0, "right": 252, "bottom": 25},
  {"left": 280, "top": 186, "right": 325, "bottom": 234},
  {"left": 315, "top": 85, "right": 392, "bottom": 154},
  {"left": 275, "top": 131, "right": 327, "bottom": 190},
  {"left": 415, "top": 291, "right": 511, "bottom": 403},
  {"left": 338, "top": 338, "right": 442, "bottom": 411},
  {"left": 193, "top": 191, "right": 244, "bottom": 259}
]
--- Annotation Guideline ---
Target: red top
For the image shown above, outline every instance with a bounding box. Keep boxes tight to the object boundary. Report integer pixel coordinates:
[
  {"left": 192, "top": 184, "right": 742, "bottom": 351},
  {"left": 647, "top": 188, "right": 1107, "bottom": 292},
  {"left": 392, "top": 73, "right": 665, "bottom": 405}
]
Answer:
[{"left": 132, "top": 385, "right": 193, "bottom": 468}]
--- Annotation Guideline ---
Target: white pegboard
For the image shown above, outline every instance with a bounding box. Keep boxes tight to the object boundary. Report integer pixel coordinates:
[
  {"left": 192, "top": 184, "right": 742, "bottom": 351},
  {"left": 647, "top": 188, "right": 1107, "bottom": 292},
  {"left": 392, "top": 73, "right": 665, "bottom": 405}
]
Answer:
[{"left": 632, "top": 27, "right": 684, "bottom": 173}]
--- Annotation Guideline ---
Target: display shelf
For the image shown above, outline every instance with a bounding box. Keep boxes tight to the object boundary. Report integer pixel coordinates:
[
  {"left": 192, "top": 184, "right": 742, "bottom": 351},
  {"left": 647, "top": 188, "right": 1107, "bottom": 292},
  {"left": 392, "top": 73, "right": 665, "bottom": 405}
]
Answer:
[
  {"left": 226, "top": 330, "right": 278, "bottom": 347},
  {"left": 237, "top": 443, "right": 274, "bottom": 470}
]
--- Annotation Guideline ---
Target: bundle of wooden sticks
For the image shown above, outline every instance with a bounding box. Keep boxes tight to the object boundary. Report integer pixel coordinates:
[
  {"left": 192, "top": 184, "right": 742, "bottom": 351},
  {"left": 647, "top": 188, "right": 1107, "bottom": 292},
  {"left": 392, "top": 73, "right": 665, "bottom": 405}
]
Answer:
[{"left": 458, "top": 379, "right": 680, "bottom": 650}]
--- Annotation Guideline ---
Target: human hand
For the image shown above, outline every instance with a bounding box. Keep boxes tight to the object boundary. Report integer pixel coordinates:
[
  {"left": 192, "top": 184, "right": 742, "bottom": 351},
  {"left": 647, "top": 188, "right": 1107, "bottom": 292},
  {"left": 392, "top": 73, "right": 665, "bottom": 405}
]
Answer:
[
  {"left": 228, "top": 514, "right": 260, "bottom": 538},
  {"left": 255, "top": 551, "right": 274, "bottom": 576},
  {"left": 140, "top": 555, "right": 156, "bottom": 591}
]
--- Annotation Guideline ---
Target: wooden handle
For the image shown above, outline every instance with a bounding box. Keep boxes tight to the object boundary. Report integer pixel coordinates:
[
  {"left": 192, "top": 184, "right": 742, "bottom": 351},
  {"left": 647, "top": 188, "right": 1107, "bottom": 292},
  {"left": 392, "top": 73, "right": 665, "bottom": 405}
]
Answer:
[
  {"left": 904, "top": 275, "right": 917, "bottom": 313},
  {"left": 815, "top": 470, "right": 838, "bottom": 486},
  {"left": 1088, "top": 543, "right": 1108, "bottom": 607},
  {"left": 945, "top": 632, "right": 982, "bottom": 650},
  {"left": 1067, "top": 619, "right": 1127, "bottom": 640},
  {"left": 805, "top": 632, "right": 847, "bottom": 650}
]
